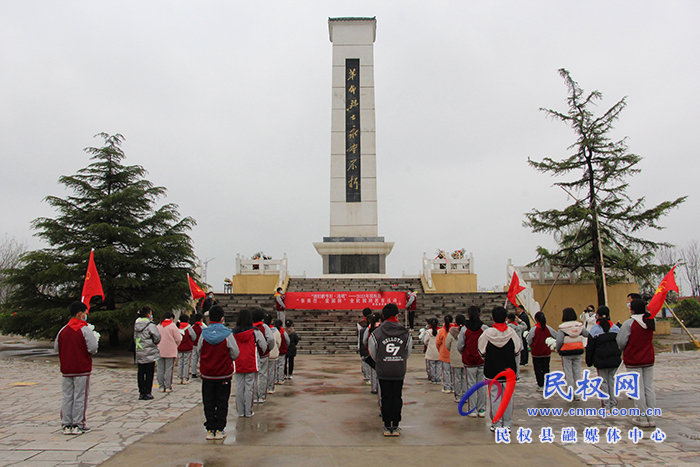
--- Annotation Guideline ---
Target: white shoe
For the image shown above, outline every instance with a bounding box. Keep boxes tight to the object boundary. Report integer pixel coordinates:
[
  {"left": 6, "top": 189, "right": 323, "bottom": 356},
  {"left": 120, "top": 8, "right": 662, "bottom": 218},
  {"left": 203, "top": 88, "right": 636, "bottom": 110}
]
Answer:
[
  {"left": 214, "top": 430, "right": 226, "bottom": 440},
  {"left": 206, "top": 430, "right": 216, "bottom": 440},
  {"left": 62, "top": 426, "right": 72, "bottom": 435}
]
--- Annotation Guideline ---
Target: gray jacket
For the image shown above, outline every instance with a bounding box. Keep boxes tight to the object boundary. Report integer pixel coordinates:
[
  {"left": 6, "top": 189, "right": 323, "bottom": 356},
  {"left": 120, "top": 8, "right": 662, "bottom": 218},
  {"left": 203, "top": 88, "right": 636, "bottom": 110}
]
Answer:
[
  {"left": 134, "top": 318, "right": 162, "bottom": 364},
  {"left": 368, "top": 320, "right": 412, "bottom": 380}
]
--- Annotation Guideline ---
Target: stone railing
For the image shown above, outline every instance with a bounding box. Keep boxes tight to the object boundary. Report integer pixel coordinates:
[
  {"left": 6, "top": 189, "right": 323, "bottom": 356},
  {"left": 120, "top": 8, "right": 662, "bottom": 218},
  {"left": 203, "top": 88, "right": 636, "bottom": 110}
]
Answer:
[
  {"left": 506, "top": 260, "right": 541, "bottom": 319},
  {"left": 235, "top": 253, "right": 288, "bottom": 289},
  {"left": 422, "top": 252, "right": 474, "bottom": 289}
]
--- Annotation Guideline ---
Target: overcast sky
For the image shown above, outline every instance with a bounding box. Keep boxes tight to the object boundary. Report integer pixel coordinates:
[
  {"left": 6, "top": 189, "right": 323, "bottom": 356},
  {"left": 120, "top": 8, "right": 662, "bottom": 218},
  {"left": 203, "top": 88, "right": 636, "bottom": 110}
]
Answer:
[{"left": 1, "top": 1, "right": 698, "bottom": 293}]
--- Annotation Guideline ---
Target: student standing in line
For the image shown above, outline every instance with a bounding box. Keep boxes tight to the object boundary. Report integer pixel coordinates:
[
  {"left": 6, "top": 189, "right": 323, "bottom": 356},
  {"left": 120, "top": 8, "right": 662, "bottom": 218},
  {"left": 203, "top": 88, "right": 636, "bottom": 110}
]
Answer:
[
  {"left": 156, "top": 312, "right": 182, "bottom": 393},
  {"left": 445, "top": 314, "right": 466, "bottom": 403},
  {"left": 275, "top": 319, "right": 290, "bottom": 385},
  {"left": 363, "top": 312, "right": 382, "bottom": 394},
  {"left": 285, "top": 319, "right": 300, "bottom": 379},
  {"left": 134, "top": 306, "right": 161, "bottom": 400},
  {"left": 457, "top": 305, "right": 489, "bottom": 417},
  {"left": 436, "top": 315, "right": 455, "bottom": 394},
  {"left": 357, "top": 308, "right": 372, "bottom": 381},
  {"left": 517, "top": 305, "right": 531, "bottom": 366},
  {"left": 54, "top": 302, "right": 98, "bottom": 435},
  {"left": 190, "top": 313, "right": 206, "bottom": 379},
  {"left": 422, "top": 318, "right": 441, "bottom": 384},
  {"left": 198, "top": 305, "right": 239, "bottom": 440},
  {"left": 527, "top": 312, "right": 556, "bottom": 391},
  {"left": 232, "top": 308, "right": 267, "bottom": 418},
  {"left": 556, "top": 307, "right": 585, "bottom": 401},
  {"left": 506, "top": 312, "right": 527, "bottom": 380},
  {"left": 267, "top": 316, "right": 280, "bottom": 394},
  {"left": 585, "top": 306, "right": 621, "bottom": 413},
  {"left": 176, "top": 314, "right": 197, "bottom": 385},
  {"left": 252, "top": 308, "right": 275, "bottom": 404}
]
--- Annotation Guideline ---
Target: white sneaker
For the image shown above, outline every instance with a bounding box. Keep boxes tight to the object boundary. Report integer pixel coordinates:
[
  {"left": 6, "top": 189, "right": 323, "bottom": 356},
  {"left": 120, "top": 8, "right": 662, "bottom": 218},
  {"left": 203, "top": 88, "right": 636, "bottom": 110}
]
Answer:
[
  {"left": 62, "top": 426, "right": 72, "bottom": 435},
  {"left": 467, "top": 411, "right": 478, "bottom": 418},
  {"left": 206, "top": 430, "right": 216, "bottom": 440},
  {"left": 214, "top": 430, "right": 226, "bottom": 440}
]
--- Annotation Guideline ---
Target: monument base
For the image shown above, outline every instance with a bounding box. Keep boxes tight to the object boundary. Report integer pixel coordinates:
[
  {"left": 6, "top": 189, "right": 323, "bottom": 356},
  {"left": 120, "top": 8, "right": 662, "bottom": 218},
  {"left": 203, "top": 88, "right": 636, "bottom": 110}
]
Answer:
[{"left": 313, "top": 237, "right": 394, "bottom": 275}]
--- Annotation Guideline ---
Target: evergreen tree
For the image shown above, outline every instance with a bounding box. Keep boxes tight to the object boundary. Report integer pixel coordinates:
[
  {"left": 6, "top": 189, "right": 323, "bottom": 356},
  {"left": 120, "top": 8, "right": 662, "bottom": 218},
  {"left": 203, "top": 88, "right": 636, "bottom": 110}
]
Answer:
[
  {"left": 0, "top": 133, "right": 197, "bottom": 342},
  {"left": 525, "top": 69, "right": 685, "bottom": 306}
]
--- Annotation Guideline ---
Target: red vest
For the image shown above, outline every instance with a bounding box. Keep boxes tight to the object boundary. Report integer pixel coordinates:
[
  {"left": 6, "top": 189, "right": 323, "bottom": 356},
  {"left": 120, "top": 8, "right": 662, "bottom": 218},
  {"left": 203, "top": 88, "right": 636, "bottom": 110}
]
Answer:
[
  {"left": 406, "top": 293, "right": 417, "bottom": 311},
  {"left": 275, "top": 293, "right": 285, "bottom": 311},
  {"left": 200, "top": 338, "right": 234, "bottom": 380},
  {"left": 530, "top": 323, "right": 552, "bottom": 357},
  {"left": 461, "top": 327, "right": 484, "bottom": 367},
  {"left": 623, "top": 321, "right": 655, "bottom": 367},
  {"left": 191, "top": 323, "right": 203, "bottom": 345},
  {"left": 254, "top": 322, "right": 270, "bottom": 357},
  {"left": 177, "top": 324, "right": 194, "bottom": 352},
  {"left": 279, "top": 328, "right": 288, "bottom": 355},
  {"left": 233, "top": 328, "right": 259, "bottom": 374},
  {"left": 57, "top": 320, "right": 92, "bottom": 376}
]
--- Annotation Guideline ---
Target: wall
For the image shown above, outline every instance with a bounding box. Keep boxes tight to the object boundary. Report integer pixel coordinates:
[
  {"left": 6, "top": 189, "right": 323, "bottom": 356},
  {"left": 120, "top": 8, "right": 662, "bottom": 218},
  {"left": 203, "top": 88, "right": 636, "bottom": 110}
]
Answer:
[
  {"left": 428, "top": 274, "right": 478, "bottom": 294},
  {"left": 230, "top": 275, "right": 281, "bottom": 294},
  {"left": 532, "top": 282, "right": 639, "bottom": 326}
]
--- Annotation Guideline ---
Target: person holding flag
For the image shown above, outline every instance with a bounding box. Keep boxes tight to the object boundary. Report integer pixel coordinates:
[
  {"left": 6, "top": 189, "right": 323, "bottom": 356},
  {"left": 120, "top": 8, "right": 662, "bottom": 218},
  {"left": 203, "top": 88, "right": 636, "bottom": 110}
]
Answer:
[{"left": 188, "top": 274, "right": 207, "bottom": 314}]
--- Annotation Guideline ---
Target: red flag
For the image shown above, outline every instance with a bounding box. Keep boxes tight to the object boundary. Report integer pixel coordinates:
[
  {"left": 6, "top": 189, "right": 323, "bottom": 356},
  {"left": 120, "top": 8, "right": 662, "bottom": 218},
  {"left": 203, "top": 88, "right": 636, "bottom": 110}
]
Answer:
[
  {"left": 188, "top": 274, "right": 206, "bottom": 301},
  {"left": 81, "top": 250, "right": 104, "bottom": 313},
  {"left": 648, "top": 266, "right": 679, "bottom": 317},
  {"left": 507, "top": 271, "right": 526, "bottom": 307}
]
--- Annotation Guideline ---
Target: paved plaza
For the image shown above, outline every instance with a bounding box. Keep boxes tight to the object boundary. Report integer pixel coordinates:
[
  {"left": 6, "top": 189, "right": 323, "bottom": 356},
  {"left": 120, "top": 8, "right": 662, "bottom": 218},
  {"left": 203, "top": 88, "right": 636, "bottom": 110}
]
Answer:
[{"left": 0, "top": 333, "right": 699, "bottom": 467}]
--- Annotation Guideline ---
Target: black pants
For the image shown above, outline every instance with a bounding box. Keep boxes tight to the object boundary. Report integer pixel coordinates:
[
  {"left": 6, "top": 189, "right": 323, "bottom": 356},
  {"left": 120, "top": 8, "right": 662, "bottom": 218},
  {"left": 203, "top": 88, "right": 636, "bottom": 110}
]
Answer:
[
  {"left": 520, "top": 336, "right": 530, "bottom": 365},
  {"left": 137, "top": 362, "right": 155, "bottom": 396},
  {"left": 378, "top": 379, "right": 404, "bottom": 428},
  {"left": 533, "top": 356, "right": 550, "bottom": 387},
  {"left": 285, "top": 355, "right": 295, "bottom": 376},
  {"left": 202, "top": 378, "right": 232, "bottom": 431},
  {"left": 408, "top": 311, "right": 415, "bottom": 330}
]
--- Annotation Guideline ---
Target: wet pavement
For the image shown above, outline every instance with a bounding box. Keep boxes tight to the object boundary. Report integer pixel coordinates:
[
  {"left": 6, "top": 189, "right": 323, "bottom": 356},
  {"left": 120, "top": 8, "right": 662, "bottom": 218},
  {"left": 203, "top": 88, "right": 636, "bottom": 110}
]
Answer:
[{"left": 0, "top": 331, "right": 698, "bottom": 466}]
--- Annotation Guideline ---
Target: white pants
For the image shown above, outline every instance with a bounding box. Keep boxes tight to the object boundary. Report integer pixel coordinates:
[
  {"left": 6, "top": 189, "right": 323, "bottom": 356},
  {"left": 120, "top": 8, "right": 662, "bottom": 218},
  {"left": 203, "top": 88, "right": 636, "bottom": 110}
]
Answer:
[
  {"left": 255, "top": 357, "right": 269, "bottom": 401},
  {"left": 466, "top": 365, "right": 486, "bottom": 412},
  {"left": 626, "top": 365, "right": 656, "bottom": 416},
  {"left": 157, "top": 357, "right": 175, "bottom": 390},
  {"left": 61, "top": 375, "right": 90, "bottom": 428},
  {"left": 489, "top": 380, "right": 513, "bottom": 428},
  {"left": 561, "top": 355, "right": 582, "bottom": 392},
  {"left": 453, "top": 367, "right": 467, "bottom": 399},
  {"left": 234, "top": 373, "right": 256, "bottom": 416},
  {"left": 177, "top": 351, "right": 191, "bottom": 381}
]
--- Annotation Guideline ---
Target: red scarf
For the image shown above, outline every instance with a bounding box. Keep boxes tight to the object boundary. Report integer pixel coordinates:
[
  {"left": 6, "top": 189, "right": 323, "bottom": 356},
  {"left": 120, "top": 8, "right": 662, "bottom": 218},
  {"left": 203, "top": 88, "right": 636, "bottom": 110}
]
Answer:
[
  {"left": 67, "top": 317, "right": 88, "bottom": 331},
  {"left": 161, "top": 319, "right": 173, "bottom": 327},
  {"left": 493, "top": 322, "right": 509, "bottom": 332},
  {"left": 386, "top": 316, "right": 399, "bottom": 323},
  {"left": 178, "top": 322, "right": 189, "bottom": 330},
  {"left": 195, "top": 321, "right": 203, "bottom": 326}
]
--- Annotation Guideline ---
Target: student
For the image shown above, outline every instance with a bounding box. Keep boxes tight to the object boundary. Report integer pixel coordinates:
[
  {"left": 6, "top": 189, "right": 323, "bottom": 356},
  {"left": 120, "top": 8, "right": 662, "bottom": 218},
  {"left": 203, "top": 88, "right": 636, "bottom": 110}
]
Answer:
[
  {"left": 285, "top": 319, "right": 300, "bottom": 379},
  {"left": 363, "top": 312, "right": 382, "bottom": 394},
  {"left": 275, "top": 287, "right": 286, "bottom": 322},
  {"left": 252, "top": 308, "right": 275, "bottom": 404},
  {"left": 232, "top": 308, "right": 267, "bottom": 418},
  {"left": 54, "top": 301, "right": 98, "bottom": 435},
  {"left": 478, "top": 306, "right": 521, "bottom": 431},
  {"left": 156, "top": 312, "right": 182, "bottom": 393},
  {"left": 275, "top": 319, "right": 291, "bottom": 384},
  {"left": 406, "top": 289, "right": 417, "bottom": 330},
  {"left": 358, "top": 308, "right": 372, "bottom": 381},
  {"left": 436, "top": 315, "right": 455, "bottom": 394},
  {"left": 368, "top": 303, "right": 412, "bottom": 436},
  {"left": 267, "top": 316, "right": 280, "bottom": 394},
  {"left": 457, "top": 305, "right": 489, "bottom": 417},
  {"left": 517, "top": 305, "right": 531, "bottom": 366},
  {"left": 422, "top": 318, "right": 441, "bottom": 384},
  {"left": 556, "top": 307, "right": 585, "bottom": 401},
  {"left": 506, "top": 312, "right": 527, "bottom": 380},
  {"left": 445, "top": 314, "right": 467, "bottom": 403},
  {"left": 134, "top": 306, "right": 161, "bottom": 400},
  {"left": 617, "top": 298, "right": 657, "bottom": 427},
  {"left": 190, "top": 313, "right": 206, "bottom": 379},
  {"left": 585, "top": 306, "right": 621, "bottom": 413},
  {"left": 198, "top": 305, "right": 239, "bottom": 440},
  {"left": 176, "top": 314, "right": 197, "bottom": 385},
  {"left": 527, "top": 312, "right": 556, "bottom": 391}
]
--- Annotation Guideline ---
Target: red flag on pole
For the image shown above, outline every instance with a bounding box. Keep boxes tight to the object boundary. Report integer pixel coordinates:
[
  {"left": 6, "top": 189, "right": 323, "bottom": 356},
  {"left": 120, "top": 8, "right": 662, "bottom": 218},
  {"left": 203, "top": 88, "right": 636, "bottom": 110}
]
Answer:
[
  {"left": 648, "top": 266, "right": 679, "bottom": 317},
  {"left": 507, "top": 271, "right": 526, "bottom": 307},
  {"left": 81, "top": 250, "right": 104, "bottom": 313},
  {"left": 188, "top": 273, "right": 206, "bottom": 301}
]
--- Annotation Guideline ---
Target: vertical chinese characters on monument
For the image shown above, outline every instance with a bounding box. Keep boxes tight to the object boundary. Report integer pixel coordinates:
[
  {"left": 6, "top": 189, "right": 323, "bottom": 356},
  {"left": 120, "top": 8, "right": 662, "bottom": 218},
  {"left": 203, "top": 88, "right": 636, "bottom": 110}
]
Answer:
[{"left": 346, "top": 58, "right": 361, "bottom": 202}]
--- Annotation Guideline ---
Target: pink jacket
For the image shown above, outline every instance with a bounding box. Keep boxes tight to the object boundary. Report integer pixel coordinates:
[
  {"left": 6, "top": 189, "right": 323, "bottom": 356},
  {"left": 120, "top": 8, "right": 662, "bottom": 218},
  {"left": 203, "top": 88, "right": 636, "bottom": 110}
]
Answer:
[{"left": 157, "top": 321, "right": 182, "bottom": 358}]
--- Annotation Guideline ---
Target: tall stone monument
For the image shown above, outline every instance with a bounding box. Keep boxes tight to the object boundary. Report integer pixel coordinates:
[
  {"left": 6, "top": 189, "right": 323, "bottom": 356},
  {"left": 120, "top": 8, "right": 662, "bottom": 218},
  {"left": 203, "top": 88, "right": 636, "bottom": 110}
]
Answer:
[{"left": 313, "top": 17, "right": 394, "bottom": 275}]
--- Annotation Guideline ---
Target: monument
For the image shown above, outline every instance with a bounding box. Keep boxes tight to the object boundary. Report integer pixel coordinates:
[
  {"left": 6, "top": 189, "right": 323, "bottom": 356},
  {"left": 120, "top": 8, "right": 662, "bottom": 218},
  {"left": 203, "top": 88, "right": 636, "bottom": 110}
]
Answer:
[{"left": 313, "top": 17, "right": 394, "bottom": 275}]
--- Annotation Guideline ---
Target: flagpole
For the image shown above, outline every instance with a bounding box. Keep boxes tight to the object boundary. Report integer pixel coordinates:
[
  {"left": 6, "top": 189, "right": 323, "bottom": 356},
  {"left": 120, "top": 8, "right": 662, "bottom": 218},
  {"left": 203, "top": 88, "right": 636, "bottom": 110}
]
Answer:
[{"left": 663, "top": 300, "right": 700, "bottom": 348}]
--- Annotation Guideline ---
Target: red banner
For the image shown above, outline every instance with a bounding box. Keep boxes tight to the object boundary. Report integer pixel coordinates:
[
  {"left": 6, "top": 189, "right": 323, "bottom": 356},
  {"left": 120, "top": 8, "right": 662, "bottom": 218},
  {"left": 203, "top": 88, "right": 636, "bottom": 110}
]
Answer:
[{"left": 286, "top": 291, "right": 407, "bottom": 310}]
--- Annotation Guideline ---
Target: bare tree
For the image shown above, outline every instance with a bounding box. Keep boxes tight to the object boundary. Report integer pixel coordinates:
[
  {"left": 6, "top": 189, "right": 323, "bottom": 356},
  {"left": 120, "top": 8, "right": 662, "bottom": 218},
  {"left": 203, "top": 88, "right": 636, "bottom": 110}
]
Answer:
[
  {"left": 680, "top": 240, "right": 700, "bottom": 298},
  {"left": 0, "top": 236, "right": 28, "bottom": 305}
]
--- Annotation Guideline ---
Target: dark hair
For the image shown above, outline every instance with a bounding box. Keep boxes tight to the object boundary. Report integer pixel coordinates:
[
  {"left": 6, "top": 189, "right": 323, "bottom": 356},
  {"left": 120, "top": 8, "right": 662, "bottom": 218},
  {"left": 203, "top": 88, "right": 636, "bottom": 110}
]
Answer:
[
  {"left": 596, "top": 306, "right": 611, "bottom": 332},
  {"left": 382, "top": 303, "right": 399, "bottom": 320},
  {"left": 362, "top": 308, "right": 372, "bottom": 317},
  {"left": 466, "top": 306, "right": 482, "bottom": 325},
  {"left": 209, "top": 306, "right": 224, "bottom": 322},
  {"left": 455, "top": 314, "right": 466, "bottom": 326},
  {"left": 535, "top": 311, "right": 547, "bottom": 327},
  {"left": 518, "top": 305, "right": 525, "bottom": 310},
  {"left": 263, "top": 313, "right": 272, "bottom": 326},
  {"left": 630, "top": 299, "right": 645, "bottom": 314},
  {"left": 193, "top": 313, "right": 203, "bottom": 322},
  {"left": 630, "top": 299, "right": 655, "bottom": 331},
  {"left": 162, "top": 311, "right": 175, "bottom": 321},
  {"left": 251, "top": 308, "right": 265, "bottom": 323},
  {"left": 562, "top": 307, "right": 577, "bottom": 322},
  {"left": 236, "top": 308, "right": 252, "bottom": 327},
  {"left": 276, "top": 287, "right": 283, "bottom": 292},
  {"left": 274, "top": 319, "right": 283, "bottom": 329},
  {"left": 428, "top": 317, "right": 439, "bottom": 335},
  {"left": 69, "top": 301, "right": 87, "bottom": 316},
  {"left": 443, "top": 314, "right": 453, "bottom": 331},
  {"left": 285, "top": 319, "right": 293, "bottom": 327},
  {"left": 139, "top": 306, "right": 153, "bottom": 318},
  {"left": 179, "top": 314, "right": 190, "bottom": 324},
  {"left": 507, "top": 312, "right": 517, "bottom": 322},
  {"left": 628, "top": 293, "right": 642, "bottom": 300},
  {"left": 492, "top": 306, "right": 507, "bottom": 324},
  {"left": 368, "top": 312, "right": 381, "bottom": 329}
]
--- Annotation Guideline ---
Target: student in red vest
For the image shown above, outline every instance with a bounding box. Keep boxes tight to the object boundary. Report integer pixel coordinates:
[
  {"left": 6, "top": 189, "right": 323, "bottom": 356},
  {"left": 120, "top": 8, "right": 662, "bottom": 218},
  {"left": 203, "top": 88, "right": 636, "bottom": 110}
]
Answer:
[
  {"left": 274, "top": 319, "right": 291, "bottom": 384},
  {"left": 405, "top": 289, "right": 417, "bottom": 330},
  {"left": 252, "top": 308, "right": 275, "bottom": 404},
  {"left": 190, "top": 313, "right": 205, "bottom": 379},
  {"left": 197, "top": 305, "right": 239, "bottom": 440},
  {"left": 232, "top": 308, "right": 267, "bottom": 417},
  {"left": 527, "top": 311, "right": 557, "bottom": 391},
  {"left": 275, "top": 287, "right": 286, "bottom": 322},
  {"left": 176, "top": 314, "right": 197, "bottom": 385},
  {"left": 54, "top": 301, "right": 98, "bottom": 435},
  {"left": 457, "top": 305, "right": 489, "bottom": 417},
  {"left": 617, "top": 298, "right": 657, "bottom": 427}
]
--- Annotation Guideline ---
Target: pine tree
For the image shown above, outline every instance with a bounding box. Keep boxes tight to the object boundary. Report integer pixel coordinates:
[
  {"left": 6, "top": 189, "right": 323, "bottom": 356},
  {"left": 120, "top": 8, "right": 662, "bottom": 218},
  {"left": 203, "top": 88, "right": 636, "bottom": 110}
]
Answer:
[
  {"left": 525, "top": 69, "right": 686, "bottom": 306},
  {"left": 0, "top": 133, "right": 197, "bottom": 342}
]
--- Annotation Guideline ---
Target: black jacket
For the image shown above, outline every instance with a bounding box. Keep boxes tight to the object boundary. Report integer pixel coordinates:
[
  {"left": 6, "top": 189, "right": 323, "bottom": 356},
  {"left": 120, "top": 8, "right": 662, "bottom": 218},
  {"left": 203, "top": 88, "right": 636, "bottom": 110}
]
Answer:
[{"left": 586, "top": 331, "right": 622, "bottom": 369}]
